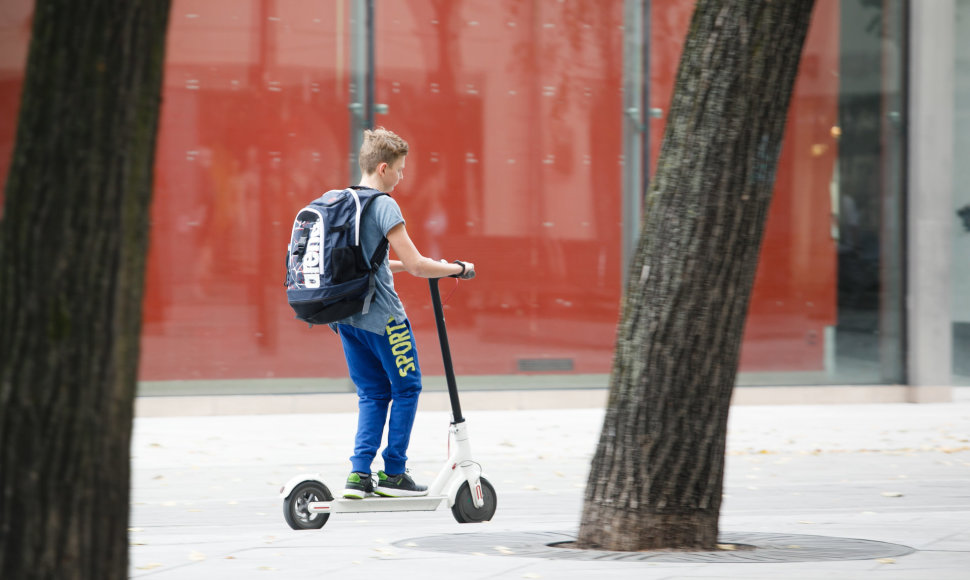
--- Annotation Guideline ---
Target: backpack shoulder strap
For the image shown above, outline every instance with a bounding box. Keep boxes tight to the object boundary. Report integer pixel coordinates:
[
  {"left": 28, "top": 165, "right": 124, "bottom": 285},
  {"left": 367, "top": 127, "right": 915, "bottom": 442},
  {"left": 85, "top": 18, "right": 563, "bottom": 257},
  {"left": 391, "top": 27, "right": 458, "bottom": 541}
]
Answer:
[
  {"left": 368, "top": 236, "right": 390, "bottom": 270},
  {"left": 356, "top": 189, "right": 389, "bottom": 212},
  {"left": 352, "top": 190, "right": 391, "bottom": 269}
]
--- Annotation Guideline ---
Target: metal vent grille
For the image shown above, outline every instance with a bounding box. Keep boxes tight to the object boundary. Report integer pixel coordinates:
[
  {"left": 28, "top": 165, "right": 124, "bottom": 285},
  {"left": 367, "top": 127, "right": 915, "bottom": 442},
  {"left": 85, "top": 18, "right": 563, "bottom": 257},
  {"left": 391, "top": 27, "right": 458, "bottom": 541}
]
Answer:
[{"left": 516, "top": 358, "right": 574, "bottom": 372}]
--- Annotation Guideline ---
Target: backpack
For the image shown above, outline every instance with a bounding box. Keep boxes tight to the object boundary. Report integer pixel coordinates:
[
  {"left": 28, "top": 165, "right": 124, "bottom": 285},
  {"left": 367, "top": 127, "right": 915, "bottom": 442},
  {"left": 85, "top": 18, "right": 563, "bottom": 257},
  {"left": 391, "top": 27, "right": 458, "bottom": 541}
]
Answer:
[{"left": 285, "top": 187, "right": 389, "bottom": 326}]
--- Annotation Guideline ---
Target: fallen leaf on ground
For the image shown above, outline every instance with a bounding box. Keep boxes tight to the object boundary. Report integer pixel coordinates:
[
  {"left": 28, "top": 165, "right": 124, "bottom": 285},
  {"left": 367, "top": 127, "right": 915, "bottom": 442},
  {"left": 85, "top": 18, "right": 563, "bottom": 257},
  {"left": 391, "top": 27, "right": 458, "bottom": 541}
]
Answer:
[{"left": 136, "top": 563, "right": 162, "bottom": 570}]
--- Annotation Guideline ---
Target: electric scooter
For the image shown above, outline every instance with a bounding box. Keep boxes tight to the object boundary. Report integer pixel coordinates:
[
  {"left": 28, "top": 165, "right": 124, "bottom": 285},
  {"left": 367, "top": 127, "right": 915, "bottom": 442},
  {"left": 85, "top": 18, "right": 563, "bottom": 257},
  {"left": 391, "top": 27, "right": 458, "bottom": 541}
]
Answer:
[{"left": 280, "top": 277, "right": 497, "bottom": 530}]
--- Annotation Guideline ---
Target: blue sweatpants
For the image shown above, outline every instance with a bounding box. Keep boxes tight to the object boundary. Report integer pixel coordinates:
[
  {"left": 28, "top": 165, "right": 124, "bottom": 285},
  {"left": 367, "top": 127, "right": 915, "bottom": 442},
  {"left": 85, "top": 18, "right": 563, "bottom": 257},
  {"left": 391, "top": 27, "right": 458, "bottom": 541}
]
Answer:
[{"left": 337, "top": 319, "right": 422, "bottom": 475}]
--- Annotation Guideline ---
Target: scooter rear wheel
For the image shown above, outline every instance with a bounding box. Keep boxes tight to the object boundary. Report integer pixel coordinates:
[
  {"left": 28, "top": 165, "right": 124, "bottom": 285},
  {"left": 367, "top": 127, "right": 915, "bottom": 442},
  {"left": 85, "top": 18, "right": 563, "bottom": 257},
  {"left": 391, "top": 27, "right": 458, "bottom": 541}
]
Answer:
[
  {"left": 283, "top": 480, "right": 332, "bottom": 530},
  {"left": 451, "top": 477, "right": 497, "bottom": 523}
]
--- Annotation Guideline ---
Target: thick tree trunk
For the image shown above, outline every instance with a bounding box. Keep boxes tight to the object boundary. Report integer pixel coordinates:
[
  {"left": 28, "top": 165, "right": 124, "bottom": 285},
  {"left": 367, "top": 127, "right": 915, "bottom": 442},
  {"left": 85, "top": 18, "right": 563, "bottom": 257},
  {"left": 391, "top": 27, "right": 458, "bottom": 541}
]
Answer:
[
  {"left": 0, "top": 1, "right": 170, "bottom": 578},
  {"left": 577, "top": 0, "right": 815, "bottom": 551}
]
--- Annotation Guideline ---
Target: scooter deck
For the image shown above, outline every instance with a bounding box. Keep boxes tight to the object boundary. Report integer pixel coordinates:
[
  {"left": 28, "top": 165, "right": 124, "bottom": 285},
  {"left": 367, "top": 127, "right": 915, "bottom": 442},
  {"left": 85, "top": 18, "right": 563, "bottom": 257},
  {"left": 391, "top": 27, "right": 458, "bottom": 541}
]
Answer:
[{"left": 308, "top": 495, "right": 446, "bottom": 514}]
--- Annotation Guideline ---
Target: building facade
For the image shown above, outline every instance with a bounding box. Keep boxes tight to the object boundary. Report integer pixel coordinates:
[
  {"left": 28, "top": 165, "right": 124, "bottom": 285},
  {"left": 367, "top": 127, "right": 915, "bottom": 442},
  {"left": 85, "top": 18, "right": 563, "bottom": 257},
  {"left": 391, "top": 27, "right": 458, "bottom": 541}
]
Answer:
[{"left": 0, "top": 1, "right": 964, "bottom": 401}]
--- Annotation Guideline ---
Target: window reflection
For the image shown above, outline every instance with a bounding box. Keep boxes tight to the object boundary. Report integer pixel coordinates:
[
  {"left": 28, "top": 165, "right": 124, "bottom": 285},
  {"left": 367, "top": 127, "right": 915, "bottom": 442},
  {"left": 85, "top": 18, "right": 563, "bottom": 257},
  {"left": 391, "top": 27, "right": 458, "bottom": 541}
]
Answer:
[{"left": 0, "top": 0, "right": 912, "bottom": 392}]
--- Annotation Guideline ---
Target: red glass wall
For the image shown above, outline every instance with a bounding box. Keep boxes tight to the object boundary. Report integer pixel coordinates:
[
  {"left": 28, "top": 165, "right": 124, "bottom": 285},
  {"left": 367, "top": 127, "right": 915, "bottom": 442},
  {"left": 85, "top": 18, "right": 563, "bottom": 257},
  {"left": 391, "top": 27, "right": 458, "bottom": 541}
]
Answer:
[
  {"left": 139, "top": 1, "right": 354, "bottom": 380},
  {"left": 370, "top": 1, "right": 626, "bottom": 378},
  {"left": 650, "top": 2, "right": 840, "bottom": 373},
  {"left": 0, "top": 1, "right": 846, "bottom": 386},
  {"left": 0, "top": 2, "right": 31, "bottom": 195}
]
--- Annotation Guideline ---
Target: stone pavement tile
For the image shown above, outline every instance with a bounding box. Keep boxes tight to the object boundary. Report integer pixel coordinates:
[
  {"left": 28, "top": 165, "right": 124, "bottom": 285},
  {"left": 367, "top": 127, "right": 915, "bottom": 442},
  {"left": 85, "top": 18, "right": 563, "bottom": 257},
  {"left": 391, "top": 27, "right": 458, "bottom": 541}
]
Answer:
[
  {"left": 921, "top": 528, "right": 970, "bottom": 551},
  {"left": 130, "top": 399, "right": 970, "bottom": 579}
]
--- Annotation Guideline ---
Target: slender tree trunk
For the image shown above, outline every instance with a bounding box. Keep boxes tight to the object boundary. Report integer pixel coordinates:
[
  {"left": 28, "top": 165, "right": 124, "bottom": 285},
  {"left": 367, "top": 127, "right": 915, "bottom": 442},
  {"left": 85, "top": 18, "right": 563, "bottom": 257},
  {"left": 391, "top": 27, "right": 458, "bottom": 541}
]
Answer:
[
  {"left": 577, "top": 0, "right": 815, "bottom": 551},
  {"left": 0, "top": 1, "right": 170, "bottom": 578}
]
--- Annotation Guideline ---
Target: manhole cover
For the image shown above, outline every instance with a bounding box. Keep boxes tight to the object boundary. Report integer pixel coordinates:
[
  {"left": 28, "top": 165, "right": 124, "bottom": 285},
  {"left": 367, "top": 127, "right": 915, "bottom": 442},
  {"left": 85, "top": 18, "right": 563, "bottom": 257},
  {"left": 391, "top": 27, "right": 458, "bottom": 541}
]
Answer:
[{"left": 394, "top": 530, "right": 915, "bottom": 563}]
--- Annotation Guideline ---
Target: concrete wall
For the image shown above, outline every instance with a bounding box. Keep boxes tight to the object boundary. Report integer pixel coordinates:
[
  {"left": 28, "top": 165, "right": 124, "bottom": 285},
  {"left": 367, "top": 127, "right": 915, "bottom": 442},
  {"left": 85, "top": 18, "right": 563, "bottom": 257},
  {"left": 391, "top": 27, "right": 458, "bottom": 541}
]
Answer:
[
  {"left": 953, "top": 1, "right": 970, "bottom": 326},
  {"left": 908, "top": 0, "right": 954, "bottom": 398}
]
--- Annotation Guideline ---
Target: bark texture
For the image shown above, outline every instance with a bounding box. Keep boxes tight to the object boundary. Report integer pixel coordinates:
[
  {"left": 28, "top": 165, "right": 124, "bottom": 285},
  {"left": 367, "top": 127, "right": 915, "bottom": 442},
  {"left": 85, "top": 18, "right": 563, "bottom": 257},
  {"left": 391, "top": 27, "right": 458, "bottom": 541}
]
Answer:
[
  {"left": 0, "top": 1, "right": 170, "bottom": 578},
  {"left": 577, "top": 0, "right": 816, "bottom": 551}
]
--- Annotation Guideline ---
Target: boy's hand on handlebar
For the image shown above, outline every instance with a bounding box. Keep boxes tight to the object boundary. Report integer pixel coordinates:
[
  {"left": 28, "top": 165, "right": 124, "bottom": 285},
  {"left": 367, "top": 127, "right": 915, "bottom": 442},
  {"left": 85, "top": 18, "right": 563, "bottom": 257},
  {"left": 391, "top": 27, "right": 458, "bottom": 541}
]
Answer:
[{"left": 448, "top": 260, "right": 475, "bottom": 280}]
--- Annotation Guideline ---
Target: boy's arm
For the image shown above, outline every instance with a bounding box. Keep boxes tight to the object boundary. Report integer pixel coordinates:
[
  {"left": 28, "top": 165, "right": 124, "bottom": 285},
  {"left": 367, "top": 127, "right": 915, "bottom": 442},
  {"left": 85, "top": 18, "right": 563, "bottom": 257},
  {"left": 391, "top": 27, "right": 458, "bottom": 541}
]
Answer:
[
  {"left": 389, "top": 260, "right": 406, "bottom": 274},
  {"left": 386, "top": 223, "right": 473, "bottom": 278}
]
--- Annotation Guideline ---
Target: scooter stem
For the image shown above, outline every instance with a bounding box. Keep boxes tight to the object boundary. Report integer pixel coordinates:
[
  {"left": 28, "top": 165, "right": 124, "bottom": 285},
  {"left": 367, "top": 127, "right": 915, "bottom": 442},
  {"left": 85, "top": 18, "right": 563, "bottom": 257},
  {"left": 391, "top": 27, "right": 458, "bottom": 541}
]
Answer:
[{"left": 429, "top": 278, "right": 464, "bottom": 424}]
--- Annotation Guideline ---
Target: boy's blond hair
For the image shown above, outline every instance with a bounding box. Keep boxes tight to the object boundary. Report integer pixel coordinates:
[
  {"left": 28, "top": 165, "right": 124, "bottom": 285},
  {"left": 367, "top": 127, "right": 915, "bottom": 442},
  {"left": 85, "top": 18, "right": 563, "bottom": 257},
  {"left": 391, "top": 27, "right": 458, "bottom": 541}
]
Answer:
[{"left": 358, "top": 127, "right": 409, "bottom": 175}]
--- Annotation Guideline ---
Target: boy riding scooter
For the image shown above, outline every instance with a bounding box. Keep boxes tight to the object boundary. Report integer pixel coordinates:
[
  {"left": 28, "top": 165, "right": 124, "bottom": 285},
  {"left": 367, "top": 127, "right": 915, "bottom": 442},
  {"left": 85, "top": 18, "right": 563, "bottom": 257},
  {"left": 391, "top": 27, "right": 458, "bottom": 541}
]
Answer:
[{"left": 331, "top": 128, "right": 475, "bottom": 499}]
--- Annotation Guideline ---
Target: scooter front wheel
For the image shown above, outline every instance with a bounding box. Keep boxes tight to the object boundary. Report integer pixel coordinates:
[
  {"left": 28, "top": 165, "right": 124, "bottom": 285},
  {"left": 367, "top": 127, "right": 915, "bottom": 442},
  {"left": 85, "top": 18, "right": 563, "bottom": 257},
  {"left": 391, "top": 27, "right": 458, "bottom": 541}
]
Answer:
[
  {"left": 283, "top": 480, "right": 332, "bottom": 530},
  {"left": 451, "top": 477, "right": 497, "bottom": 523}
]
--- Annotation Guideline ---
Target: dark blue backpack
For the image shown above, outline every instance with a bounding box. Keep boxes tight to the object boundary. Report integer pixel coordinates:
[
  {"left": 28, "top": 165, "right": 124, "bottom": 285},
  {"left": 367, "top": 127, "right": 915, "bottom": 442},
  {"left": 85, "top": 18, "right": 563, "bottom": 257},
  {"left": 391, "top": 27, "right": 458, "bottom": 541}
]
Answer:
[{"left": 285, "top": 187, "right": 389, "bottom": 325}]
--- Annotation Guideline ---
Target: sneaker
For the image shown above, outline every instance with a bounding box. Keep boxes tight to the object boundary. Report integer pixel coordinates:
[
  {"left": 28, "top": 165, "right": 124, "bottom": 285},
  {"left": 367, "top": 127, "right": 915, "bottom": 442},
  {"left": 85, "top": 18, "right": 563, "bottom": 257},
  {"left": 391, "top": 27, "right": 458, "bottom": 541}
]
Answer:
[
  {"left": 375, "top": 470, "right": 428, "bottom": 497},
  {"left": 342, "top": 471, "right": 374, "bottom": 499}
]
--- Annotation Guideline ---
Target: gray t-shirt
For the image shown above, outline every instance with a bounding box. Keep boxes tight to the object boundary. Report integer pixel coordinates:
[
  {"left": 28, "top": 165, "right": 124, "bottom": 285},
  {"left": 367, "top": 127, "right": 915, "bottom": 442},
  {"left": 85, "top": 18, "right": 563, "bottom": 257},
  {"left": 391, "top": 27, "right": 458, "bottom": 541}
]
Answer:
[{"left": 332, "top": 193, "right": 407, "bottom": 335}]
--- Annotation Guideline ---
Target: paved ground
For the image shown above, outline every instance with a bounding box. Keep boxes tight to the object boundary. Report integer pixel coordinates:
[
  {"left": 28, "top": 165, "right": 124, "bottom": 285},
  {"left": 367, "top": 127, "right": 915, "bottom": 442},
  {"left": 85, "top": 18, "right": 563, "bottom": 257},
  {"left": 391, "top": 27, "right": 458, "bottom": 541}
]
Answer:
[{"left": 129, "top": 388, "right": 970, "bottom": 579}]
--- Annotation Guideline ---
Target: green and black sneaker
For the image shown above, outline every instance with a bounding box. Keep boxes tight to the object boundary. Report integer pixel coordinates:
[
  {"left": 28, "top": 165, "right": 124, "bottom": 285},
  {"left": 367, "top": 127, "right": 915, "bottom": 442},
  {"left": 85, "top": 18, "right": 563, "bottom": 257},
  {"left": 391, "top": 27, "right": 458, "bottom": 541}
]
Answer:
[
  {"left": 375, "top": 470, "right": 428, "bottom": 497},
  {"left": 342, "top": 471, "right": 374, "bottom": 499}
]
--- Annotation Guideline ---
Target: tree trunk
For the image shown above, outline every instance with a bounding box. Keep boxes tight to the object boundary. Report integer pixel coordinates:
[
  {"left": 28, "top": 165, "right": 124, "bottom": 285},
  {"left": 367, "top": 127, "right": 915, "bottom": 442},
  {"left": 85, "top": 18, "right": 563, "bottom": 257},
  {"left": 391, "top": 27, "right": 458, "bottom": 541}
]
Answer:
[
  {"left": 0, "top": 1, "right": 170, "bottom": 578},
  {"left": 577, "top": 0, "right": 815, "bottom": 552}
]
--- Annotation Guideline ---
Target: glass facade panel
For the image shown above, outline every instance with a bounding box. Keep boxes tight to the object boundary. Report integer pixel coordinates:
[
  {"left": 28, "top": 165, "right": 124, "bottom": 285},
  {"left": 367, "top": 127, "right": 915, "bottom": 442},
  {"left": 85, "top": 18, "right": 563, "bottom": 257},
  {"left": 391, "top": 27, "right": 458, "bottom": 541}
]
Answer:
[
  {"left": 832, "top": 0, "right": 907, "bottom": 385},
  {"left": 138, "top": 0, "right": 355, "bottom": 384},
  {"left": 0, "top": 0, "right": 912, "bottom": 393},
  {"left": 648, "top": 0, "right": 906, "bottom": 386},
  {"left": 368, "top": 1, "right": 625, "bottom": 380}
]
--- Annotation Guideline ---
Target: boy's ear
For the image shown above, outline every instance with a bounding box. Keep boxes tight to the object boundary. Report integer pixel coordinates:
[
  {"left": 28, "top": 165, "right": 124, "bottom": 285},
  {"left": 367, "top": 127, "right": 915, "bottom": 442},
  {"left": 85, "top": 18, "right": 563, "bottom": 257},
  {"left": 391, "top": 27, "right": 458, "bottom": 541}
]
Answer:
[{"left": 376, "top": 162, "right": 388, "bottom": 176}]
